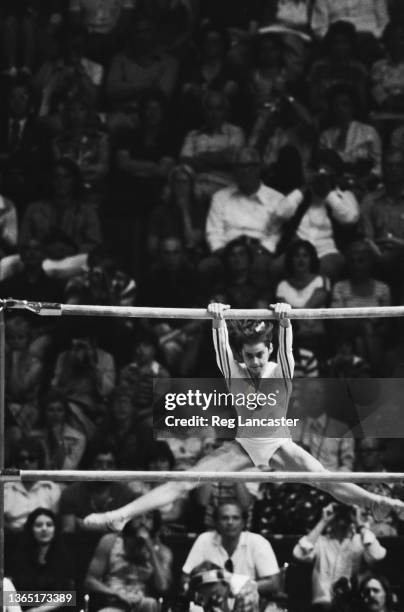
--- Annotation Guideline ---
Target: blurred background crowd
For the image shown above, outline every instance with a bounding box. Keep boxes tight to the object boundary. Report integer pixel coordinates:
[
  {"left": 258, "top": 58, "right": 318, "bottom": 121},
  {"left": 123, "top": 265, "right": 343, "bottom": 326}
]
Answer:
[{"left": 2, "top": 1, "right": 404, "bottom": 611}]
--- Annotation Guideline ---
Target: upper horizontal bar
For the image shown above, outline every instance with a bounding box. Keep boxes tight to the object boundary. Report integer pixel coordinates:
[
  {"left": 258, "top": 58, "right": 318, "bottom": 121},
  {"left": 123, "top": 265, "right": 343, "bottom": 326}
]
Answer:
[
  {"left": 2, "top": 470, "right": 404, "bottom": 483},
  {"left": 4, "top": 300, "right": 404, "bottom": 320}
]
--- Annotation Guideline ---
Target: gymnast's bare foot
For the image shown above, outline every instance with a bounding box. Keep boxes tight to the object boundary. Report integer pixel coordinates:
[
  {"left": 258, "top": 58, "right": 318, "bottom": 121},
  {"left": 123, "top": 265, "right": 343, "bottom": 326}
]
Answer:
[
  {"left": 371, "top": 496, "right": 404, "bottom": 521},
  {"left": 83, "top": 511, "right": 129, "bottom": 532}
]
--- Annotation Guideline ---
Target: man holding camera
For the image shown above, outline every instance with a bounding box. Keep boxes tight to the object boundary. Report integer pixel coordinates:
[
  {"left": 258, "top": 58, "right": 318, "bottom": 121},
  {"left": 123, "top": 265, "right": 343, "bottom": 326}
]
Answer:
[
  {"left": 293, "top": 503, "right": 386, "bottom": 611},
  {"left": 205, "top": 147, "right": 359, "bottom": 290},
  {"left": 279, "top": 149, "right": 360, "bottom": 281}
]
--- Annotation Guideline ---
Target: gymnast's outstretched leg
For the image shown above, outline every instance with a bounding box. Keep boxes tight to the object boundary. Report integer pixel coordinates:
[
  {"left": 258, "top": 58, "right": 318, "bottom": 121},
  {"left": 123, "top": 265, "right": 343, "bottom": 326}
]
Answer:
[
  {"left": 83, "top": 442, "right": 251, "bottom": 531},
  {"left": 270, "top": 439, "right": 404, "bottom": 518}
]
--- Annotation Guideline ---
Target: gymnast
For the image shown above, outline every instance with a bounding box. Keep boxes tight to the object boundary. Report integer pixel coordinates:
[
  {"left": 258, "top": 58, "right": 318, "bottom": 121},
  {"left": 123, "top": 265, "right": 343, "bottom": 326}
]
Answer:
[{"left": 84, "top": 302, "right": 404, "bottom": 531}]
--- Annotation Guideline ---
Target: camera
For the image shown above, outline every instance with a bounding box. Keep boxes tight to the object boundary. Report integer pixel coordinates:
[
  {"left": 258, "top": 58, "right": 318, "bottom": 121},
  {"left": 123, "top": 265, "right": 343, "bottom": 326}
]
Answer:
[
  {"left": 332, "top": 504, "right": 356, "bottom": 526},
  {"left": 311, "top": 167, "right": 336, "bottom": 196},
  {"left": 333, "top": 577, "right": 353, "bottom": 604}
]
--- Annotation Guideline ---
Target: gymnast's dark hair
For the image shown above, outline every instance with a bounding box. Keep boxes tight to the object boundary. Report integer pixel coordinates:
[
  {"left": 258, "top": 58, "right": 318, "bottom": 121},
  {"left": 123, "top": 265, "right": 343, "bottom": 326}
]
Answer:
[{"left": 229, "top": 319, "right": 274, "bottom": 352}]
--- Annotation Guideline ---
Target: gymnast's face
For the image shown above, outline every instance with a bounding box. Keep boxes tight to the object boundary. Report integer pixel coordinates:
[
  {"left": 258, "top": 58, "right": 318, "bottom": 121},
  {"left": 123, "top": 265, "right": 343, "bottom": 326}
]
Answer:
[{"left": 241, "top": 342, "right": 271, "bottom": 377}]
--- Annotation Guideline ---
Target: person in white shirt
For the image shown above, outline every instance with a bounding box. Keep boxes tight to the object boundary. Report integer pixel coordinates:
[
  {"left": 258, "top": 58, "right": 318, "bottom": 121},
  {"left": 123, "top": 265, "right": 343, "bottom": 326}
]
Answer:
[
  {"left": 205, "top": 147, "right": 296, "bottom": 287},
  {"left": 275, "top": 239, "right": 330, "bottom": 357},
  {"left": 183, "top": 501, "right": 280, "bottom": 599},
  {"left": 280, "top": 149, "right": 360, "bottom": 281},
  {"left": 206, "top": 147, "right": 294, "bottom": 255},
  {"left": 293, "top": 503, "right": 386, "bottom": 609}
]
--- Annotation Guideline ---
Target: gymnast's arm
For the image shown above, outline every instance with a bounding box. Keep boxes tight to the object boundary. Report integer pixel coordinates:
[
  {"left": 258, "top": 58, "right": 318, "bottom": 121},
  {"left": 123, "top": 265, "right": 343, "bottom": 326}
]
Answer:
[
  {"left": 208, "top": 302, "right": 237, "bottom": 380},
  {"left": 274, "top": 304, "right": 295, "bottom": 380}
]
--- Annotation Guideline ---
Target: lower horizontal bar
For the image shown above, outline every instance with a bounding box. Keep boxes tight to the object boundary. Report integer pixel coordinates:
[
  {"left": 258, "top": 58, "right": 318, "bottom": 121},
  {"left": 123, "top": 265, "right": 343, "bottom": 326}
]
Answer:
[
  {"left": 2, "top": 470, "right": 404, "bottom": 484},
  {"left": 5, "top": 300, "right": 404, "bottom": 320}
]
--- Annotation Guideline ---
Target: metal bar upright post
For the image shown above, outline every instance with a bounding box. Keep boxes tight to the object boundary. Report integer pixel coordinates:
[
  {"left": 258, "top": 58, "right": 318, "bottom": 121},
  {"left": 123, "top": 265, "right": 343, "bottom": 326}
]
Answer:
[{"left": 0, "top": 308, "right": 5, "bottom": 598}]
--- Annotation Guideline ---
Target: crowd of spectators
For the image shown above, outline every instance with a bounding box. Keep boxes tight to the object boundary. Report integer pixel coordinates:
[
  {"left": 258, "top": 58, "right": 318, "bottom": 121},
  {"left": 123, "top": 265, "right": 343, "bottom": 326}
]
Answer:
[{"left": 2, "top": 1, "right": 404, "bottom": 611}]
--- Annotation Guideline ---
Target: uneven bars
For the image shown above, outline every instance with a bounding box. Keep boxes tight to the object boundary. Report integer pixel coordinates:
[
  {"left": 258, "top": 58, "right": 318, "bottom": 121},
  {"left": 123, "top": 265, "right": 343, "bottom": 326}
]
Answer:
[
  {"left": 1, "top": 470, "right": 404, "bottom": 484},
  {"left": 4, "top": 300, "right": 404, "bottom": 320}
]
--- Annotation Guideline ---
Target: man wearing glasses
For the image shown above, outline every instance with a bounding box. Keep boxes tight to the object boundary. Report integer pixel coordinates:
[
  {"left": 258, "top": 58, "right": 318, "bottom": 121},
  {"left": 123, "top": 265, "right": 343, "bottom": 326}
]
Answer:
[{"left": 182, "top": 501, "right": 281, "bottom": 602}]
